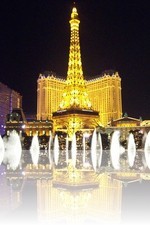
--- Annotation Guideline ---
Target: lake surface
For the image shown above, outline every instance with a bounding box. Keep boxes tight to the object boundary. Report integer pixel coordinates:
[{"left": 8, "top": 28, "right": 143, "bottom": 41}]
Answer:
[{"left": 0, "top": 150, "right": 150, "bottom": 225}]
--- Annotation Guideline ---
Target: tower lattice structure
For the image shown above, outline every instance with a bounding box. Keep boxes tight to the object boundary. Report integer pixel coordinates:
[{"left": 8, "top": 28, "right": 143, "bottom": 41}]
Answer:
[
  {"left": 59, "top": 7, "right": 92, "bottom": 110},
  {"left": 53, "top": 6, "right": 100, "bottom": 136}
]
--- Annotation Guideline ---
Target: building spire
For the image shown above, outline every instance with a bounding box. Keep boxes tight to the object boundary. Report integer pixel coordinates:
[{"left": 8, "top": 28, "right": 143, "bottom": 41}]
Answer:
[{"left": 59, "top": 6, "right": 92, "bottom": 110}]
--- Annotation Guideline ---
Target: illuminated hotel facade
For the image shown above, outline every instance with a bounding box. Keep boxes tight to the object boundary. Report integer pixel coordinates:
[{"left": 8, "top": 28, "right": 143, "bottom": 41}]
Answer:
[
  {"left": 37, "top": 72, "right": 65, "bottom": 120},
  {"left": 86, "top": 70, "right": 122, "bottom": 126},
  {"left": 37, "top": 71, "right": 122, "bottom": 127},
  {"left": 37, "top": 7, "right": 122, "bottom": 128}
]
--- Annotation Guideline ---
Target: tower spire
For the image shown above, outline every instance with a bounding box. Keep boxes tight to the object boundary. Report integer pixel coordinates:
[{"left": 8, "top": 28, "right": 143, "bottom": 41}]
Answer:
[
  {"left": 73, "top": 1, "right": 76, "bottom": 8},
  {"left": 59, "top": 6, "right": 92, "bottom": 110}
]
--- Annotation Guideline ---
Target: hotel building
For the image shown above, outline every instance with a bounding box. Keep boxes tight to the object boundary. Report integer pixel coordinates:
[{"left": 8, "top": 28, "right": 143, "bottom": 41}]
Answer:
[
  {"left": 37, "top": 70, "right": 122, "bottom": 127},
  {"left": 86, "top": 70, "right": 122, "bottom": 126},
  {"left": 0, "top": 82, "right": 22, "bottom": 135},
  {"left": 37, "top": 72, "right": 65, "bottom": 121}
]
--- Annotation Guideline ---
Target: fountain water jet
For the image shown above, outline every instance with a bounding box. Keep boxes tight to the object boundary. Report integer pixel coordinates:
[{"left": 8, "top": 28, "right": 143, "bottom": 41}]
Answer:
[
  {"left": 71, "top": 133, "right": 77, "bottom": 168},
  {"left": 91, "top": 129, "right": 97, "bottom": 171},
  {"left": 3, "top": 130, "right": 22, "bottom": 170},
  {"left": 97, "top": 132, "right": 103, "bottom": 168},
  {"left": 127, "top": 133, "right": 136, "bottom": 167},
  {"left": 82, "top": 134, "right": 86, "bottom": 166},
  {"left": 110, "top": 130, "right": 121, "bottom": 170},
  {"left": 144, "top": 131, "right": 150, "bottom": 169},
  {"left": 48, "top": 135, "right": 52, "bottom": 165},
  {"left": 66, "top": 135, "right": 69, "bottom": 165},
  {"left": 30, "top": 134, "right": 40, "bottom": 165},
  {"left": 91, "top": 130, "right": 103, "bottom": 171},
  {"left": 0, "top": 135, "right": 5, "bottom": 165},
  {"left": 53, "top": 134, "right": 59, "bottom": 166}
]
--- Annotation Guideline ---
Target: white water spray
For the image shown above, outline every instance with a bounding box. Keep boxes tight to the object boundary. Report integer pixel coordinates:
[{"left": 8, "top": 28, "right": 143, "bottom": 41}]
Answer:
[
  {"left": 82, "top": 134, "right": 86, "bottom": 166},
  {"left": 97, "top": 132, "right": 103, "bottom": 168},
  {"left": 71, "top": 133, "right": 77, "bottom": 168},
  {"left": 3, "top": 130, "right": 22, "bottom": 170},
  {"left": 0, "top": 135, "right": 5, "bottom": 165},
  {"left": 53, "top": 134, "right": 59, "bottom": 166},
  {"left": 30, "top": 135, "right": 40, "bottom": 165},
  {"left": 110, "top": 130, "right": 121, "bottom": 170},
  {"left": 91, "top": 129, "right": 97, "bottom": 171},
  {"left": 48, "top": 135, "right": 52, "bottom": 165},
  {"left": 66, "top": 135, "right": 69, "bottom": 165},
  {"left": 144, "top": 131, "right": 150, "bottom": 169},
  {"left": 127, "top": 133, "right": 136, "bottom": 167},
  {"left": 91, "top": 130, "right": 103, "bottom": 171}
]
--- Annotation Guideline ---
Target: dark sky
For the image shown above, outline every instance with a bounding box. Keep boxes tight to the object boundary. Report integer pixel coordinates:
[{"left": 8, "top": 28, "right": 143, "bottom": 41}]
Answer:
[{"left": 0, "top": 0, "right": 150, "bottom": 119}]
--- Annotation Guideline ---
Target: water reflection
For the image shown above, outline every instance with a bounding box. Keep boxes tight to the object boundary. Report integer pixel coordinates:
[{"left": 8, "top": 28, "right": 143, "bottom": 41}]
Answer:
[{"left": 0, "top": 150, "right": 150, "bottom": 225}]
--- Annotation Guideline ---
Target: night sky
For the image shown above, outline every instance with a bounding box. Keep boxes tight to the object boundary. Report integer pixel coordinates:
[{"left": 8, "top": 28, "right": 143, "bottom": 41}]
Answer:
[{"left": 0, "top": 0, "right": 149, "bottom": 119}]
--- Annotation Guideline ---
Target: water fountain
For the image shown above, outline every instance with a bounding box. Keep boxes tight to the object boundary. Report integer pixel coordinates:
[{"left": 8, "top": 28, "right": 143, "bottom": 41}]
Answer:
[
  {"left": 3, "top": 130, "right": 22, "bottom": 170},
  {"left": 66, "top": 135, "right": 69, "bottom": 165},
  {"left": 127, "top": 133, "right": 136, "bottom": 167},
  {"left": 82, "top": 132, "right": 91, "bottom": 169},
  {"left": 30, "top": 134, "right": 40, "bottom": 165},
  {"left": 48, "top": 135, "right": 52, "bottom": 164},
  {"left": 144, "top": 131, "right": 150, "bottom": 169},
  {"left": 97, "top": 132, "right": 103, "bottom": 168},
  {"left": 53, "top": 134, "right": 59, "bottom": 166},
  {"left": 110, "top": 130, "right": 121, "bottom": 170},
  {"left": 82, "top": 134, "right": 86, "bottom": 166},
  {"left": 0, "top": 135, "right": 4, "bottom": 165},
  {"left": 2, "top": 127, "right": 150, "bottom": 173},
  {"left": 91, "top": 129, "right": 103, "bottom": 171},
  {"left": 91, "top": 129, "right": 97, "bottom": 171},
  {"left": 71, "top": 133, "right": 77, "bottom": 168}
]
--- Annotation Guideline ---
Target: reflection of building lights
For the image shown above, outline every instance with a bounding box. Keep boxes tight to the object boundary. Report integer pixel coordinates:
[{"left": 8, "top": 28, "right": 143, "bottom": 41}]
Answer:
[
  {"left": 22, "top": 124, "right": 26, "bottom": 129},
  {"left": 22, "top": 171, "right": 26, "bottom": 176},
  {"left": 140, "top": 173, "right": 150, "bottom": 180},
  {"left": 59, "top": 190, "right": 92, "bottom": 210},
  {"left": 53, "top": 163, "right": 100, "bottom": 190}
]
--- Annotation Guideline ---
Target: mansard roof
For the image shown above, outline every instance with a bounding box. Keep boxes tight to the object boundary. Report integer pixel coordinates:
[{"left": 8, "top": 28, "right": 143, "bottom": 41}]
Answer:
[{"left": 112, "top": 116, "right": 140, "bottom": 122}]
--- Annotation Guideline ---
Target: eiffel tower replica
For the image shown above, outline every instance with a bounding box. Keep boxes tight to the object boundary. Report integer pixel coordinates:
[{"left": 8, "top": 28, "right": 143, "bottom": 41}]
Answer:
[{"left": 53, "top": 6, "right": 100, "bottom": 137}]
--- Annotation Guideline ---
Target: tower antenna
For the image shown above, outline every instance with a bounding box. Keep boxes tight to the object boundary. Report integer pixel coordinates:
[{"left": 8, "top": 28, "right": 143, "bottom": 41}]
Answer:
[{"left": 73, "top": 1, "right": 76, "bottom": 7}]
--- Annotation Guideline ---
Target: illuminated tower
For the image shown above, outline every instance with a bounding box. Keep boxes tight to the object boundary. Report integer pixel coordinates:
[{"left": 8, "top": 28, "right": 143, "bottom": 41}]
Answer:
[
  {"left": 53, "top": 6, "right": 100, "bottom": 136},
  {"left": 36, "top": 6, "right": 122, "bottom": 129},
  {"left": 59, "top": 7, "right": 91, "bottom": 110}
]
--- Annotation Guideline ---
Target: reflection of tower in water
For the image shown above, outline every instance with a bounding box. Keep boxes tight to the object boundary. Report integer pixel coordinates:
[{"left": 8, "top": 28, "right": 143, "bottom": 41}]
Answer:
[
  {"left": 36, "top": 173, "right": 122, "bottom": 224},
  {"left": 89, "top": 174, "right": 122, "bottom": 223}
]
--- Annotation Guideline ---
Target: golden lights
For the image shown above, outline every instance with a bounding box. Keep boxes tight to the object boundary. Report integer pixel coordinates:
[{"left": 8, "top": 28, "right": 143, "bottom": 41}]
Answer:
[{"left": 59, "top": 6, "right": 92, "bottom": 111}]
